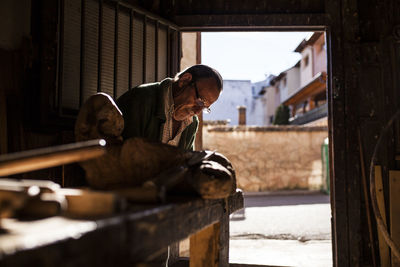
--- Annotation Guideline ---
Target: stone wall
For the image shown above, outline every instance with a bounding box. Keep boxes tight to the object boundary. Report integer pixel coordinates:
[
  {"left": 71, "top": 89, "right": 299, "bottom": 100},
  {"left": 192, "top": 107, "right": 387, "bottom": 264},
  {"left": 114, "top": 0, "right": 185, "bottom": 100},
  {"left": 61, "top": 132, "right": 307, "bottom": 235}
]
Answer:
[{"left": 203, "top": 125, "right": 328, "bottom": 192}]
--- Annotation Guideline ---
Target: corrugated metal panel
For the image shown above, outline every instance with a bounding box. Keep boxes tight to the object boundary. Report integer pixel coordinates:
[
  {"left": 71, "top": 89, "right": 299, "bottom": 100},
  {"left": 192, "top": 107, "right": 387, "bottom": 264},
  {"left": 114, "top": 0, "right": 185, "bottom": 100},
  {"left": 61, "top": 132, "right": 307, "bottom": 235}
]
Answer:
[
  {"left": 62, "top": 0, "right": 81, "bottom": 110},
  {"left": 82, "top": 0, "right": 99, "bottom": 103},
  {"left": 101, "top": 4, "right": 115, "bottom": 97},
  {"left": 145, "top": 20, "right": 156, "bottom": 83},
  {"left": 116, "top": 10, "right": 130, "bottom": 98},
  {"left": 157, "top": 25, "right": 168, "bottom": 81},
  {"left": 131, "top": 15, "right": 143, "bottom": 87}
]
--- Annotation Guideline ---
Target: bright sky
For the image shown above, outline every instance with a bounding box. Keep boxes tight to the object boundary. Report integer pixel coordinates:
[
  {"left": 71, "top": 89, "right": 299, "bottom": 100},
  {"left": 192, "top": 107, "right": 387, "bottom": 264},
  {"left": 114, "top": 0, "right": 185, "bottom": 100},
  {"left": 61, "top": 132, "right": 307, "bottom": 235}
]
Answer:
[{"left": 201, "top": 32, "right": 314, "bottom": 83}]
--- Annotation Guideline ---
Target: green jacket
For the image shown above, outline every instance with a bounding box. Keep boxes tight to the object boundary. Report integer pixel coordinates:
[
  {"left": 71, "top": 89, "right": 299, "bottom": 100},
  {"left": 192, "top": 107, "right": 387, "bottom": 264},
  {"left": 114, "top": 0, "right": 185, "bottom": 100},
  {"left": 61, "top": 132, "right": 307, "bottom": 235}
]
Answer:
[{"left": 116, "top": 78, "right": 199, "bottom": 150}]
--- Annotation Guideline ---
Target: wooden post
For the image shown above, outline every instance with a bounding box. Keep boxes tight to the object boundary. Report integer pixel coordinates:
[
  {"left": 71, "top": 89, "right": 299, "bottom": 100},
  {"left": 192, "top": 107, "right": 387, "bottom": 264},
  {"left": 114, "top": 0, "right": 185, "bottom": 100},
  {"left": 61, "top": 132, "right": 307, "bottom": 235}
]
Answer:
[
  {"left": 190, "top": 222, "right": 220, "bottom": 267},
  {"left": 309, "top": 96, "right": 315, "bottom": 110},
  {"left": 218, "top": 207, "right": 230, "bottom": 266}
]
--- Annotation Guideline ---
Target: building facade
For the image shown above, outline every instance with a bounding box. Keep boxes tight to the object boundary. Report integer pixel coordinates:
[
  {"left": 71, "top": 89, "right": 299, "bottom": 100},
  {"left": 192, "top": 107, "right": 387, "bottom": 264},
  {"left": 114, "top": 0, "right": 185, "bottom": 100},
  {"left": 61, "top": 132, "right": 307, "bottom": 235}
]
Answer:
[{"left": 283, "top": 32, "right": 328, "bottom": 126}]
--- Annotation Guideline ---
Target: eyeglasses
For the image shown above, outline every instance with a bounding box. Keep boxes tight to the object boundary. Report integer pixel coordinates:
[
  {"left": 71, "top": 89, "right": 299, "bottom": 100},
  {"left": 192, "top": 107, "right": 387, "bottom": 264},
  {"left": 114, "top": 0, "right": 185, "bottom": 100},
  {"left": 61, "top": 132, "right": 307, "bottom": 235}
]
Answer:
[{"left": 192, "top": 82, "right": 211, "bottom": 113}]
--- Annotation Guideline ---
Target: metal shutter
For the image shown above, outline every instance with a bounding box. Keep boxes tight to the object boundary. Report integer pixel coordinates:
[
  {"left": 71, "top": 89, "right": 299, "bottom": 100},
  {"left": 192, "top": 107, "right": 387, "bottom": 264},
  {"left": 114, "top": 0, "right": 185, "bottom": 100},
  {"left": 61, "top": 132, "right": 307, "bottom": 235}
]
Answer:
[
  {"left": 145, "top": 20, "right": 156, "bottom": 83},
  {"left": 82, "top": 0, "right": 99, "bottom": 103},
  {"left": 62, "top": 0, "right": 81, "bottom": 110},
  {"left": 157, "top": 25, "right": 168, "bottom": 81},
  {"left": 59, "top": 1, "right": 179, "bottom": 113},
  {"left": 100, "top": 3, "right": 115, "bottom": 97},
  {"left": 131, "top": 15, "right": 143, "bottom": 87},
  {"left": 116, "top": 9, "right": 130, "bottom": 98}
]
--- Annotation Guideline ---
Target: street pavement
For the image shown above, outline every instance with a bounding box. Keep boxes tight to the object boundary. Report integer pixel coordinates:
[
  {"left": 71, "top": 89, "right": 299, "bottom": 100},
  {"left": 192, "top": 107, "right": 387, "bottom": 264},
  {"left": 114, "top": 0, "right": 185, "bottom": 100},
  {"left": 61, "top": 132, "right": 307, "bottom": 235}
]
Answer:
[{"left": 229, "top": 192, "right": 332, "bottom": 267}]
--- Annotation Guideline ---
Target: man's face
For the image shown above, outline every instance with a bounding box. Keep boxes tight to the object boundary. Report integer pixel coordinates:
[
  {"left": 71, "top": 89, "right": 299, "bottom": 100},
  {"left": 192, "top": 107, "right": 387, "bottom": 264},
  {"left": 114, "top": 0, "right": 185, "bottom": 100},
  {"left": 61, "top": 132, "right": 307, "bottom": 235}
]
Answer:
[{"left": 173, "top": 75, "right": 220, "bottom": 121}]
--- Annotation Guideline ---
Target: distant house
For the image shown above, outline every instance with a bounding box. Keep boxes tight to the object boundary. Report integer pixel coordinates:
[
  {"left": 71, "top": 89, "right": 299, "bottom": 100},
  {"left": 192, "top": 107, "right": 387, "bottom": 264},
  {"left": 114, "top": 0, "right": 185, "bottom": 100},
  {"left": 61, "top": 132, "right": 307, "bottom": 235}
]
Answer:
[
  {"left": 283, "top": 32, "right": 328, "bottom": 126},
  {"left": 249, "top": 78, "right": 272, "bottom": 125},
  {"left": 279, "top": 61, "right": 301, "bottom": 103},
  {"left": 203, "top": 80, "right": 252, "bottom": 125},
  {"left": 204, "top": 78, "right": 274, "bottom": 126},
  {"left": 263, "top": 62, "right": 300, "bottom": 125}
]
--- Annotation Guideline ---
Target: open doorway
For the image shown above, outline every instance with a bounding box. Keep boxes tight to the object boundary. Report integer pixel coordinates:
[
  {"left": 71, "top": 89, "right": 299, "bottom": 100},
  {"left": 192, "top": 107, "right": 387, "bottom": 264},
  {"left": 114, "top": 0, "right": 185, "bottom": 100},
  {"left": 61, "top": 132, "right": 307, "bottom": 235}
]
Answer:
[{"left": 182, "top": 31, "right": 331, "bottom": 266}]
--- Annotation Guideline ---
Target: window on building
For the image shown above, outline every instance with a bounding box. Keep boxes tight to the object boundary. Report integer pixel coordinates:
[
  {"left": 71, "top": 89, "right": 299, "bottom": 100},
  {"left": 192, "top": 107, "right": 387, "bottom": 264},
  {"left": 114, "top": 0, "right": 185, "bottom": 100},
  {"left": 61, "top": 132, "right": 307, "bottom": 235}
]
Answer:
[{"left": 303, "top": 55, "right": 309, "bottom": 67}]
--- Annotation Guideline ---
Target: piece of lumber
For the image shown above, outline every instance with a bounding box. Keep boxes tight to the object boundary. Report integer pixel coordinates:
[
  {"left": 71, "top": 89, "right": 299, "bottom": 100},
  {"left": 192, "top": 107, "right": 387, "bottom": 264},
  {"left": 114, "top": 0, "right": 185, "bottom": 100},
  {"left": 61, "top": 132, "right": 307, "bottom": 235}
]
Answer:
[
  {"left": 0, "top": 139, "right": 106, "bottom": 177},
  {"left": 190, "top": 222, "right": 220, "bottom": 267},
  {"left": 358, "top": 129, "right": 377, "bottom": 267},
  {"left": 390, "top": 170, "right": 400, "bottom": 266},
  {"left": 374, "top": 166, "right": 389, "bottom": 267},
  {"left": 58, "top": 188, "right": 118, "bottom": 218}
]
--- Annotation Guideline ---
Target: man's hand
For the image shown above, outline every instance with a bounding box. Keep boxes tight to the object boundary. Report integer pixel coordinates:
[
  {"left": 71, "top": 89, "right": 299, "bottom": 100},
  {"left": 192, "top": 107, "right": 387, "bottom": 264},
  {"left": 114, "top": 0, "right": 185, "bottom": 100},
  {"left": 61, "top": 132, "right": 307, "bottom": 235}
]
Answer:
[{"left": 187, "top": 152, "right": 236, "bottom": 199}]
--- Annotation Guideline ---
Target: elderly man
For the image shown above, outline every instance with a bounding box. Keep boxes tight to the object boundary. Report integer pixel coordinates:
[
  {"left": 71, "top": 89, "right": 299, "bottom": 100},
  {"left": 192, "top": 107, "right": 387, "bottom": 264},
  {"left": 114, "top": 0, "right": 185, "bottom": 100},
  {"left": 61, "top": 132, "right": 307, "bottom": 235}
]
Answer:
[
  {"left": 116, "top": 64, "right": 223, "bottom": 150},
  {"left": 75, "top": 63, "right": 235, "bottom": 195}
]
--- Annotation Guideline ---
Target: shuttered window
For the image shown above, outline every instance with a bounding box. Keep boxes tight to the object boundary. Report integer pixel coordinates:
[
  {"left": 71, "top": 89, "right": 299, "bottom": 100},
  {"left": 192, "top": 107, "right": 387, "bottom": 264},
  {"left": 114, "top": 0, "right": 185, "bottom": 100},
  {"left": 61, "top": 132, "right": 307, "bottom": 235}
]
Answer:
[
  {"left": 59, "top": 0, "right": 180, "bottom": 115},
  {"left": 131, "top": 14, "right": 144, "bottom": 87},
  {"left": 145, "top": 20, "right": 156, "bottom": 83},
  {"left": 157, "top": 25, "right": 168, "bottom": 81},
  {"left": 82, "top": 0, "right": 99, "bottom": 103},
  {"left": 116, "top": 8, "right": 130, "bottom": 98},
  {"left": 100, "top": 4, "right": 115, "bottom": 97},
  {"left": 61, "top": 0, "right": 81, "bottom": 110}
]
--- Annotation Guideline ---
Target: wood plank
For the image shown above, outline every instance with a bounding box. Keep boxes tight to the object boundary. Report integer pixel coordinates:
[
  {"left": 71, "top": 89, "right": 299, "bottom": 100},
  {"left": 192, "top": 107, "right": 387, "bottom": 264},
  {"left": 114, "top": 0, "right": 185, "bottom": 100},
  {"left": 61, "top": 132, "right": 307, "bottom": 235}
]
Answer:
[
  {"left": 0, "top": 139, "right": 106, "bottom": 177},
  {"left": 375, "top": 166, "right": 389, "bottom": 267},
  {"left": 390, "top": 170, "right": 400, "bottom": 266},
  {"left": 190, "top": 222, "right": 220, "bottom": 267}
]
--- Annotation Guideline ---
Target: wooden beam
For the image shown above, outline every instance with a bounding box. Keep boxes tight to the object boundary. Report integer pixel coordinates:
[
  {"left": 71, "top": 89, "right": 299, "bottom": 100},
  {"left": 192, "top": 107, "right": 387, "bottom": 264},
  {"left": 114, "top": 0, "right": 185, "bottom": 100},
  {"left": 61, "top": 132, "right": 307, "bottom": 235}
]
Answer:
[
  {"left": 174, "top": 14, "right": 327, "bottom": 31},
  {"left": 190, "top": 223, "right": 220, "bottom": 267},
  {"left": 0, "top": 139, "right": 106, "bottom": 177}
]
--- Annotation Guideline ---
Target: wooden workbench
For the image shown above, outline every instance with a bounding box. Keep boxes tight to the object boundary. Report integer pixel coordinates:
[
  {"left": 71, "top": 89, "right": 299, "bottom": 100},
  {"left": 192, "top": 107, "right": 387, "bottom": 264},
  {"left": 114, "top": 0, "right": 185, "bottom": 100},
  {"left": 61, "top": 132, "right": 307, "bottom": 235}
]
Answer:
[{"left": 0, "top": 191, "right": 243, "bottom": 266}]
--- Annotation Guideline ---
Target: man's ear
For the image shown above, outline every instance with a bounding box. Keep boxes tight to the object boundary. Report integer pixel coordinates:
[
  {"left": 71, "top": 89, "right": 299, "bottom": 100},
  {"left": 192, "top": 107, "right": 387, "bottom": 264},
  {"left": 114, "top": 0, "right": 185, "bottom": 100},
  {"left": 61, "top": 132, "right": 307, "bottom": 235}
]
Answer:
[{"left": 178, "top": 72, "right": 192, "bottom": 87}]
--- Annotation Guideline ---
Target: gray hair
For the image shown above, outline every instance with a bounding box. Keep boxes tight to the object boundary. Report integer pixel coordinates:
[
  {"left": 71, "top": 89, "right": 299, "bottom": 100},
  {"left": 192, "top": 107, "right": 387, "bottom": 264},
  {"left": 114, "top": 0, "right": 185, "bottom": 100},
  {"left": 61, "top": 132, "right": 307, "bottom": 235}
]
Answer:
[{"left": 176, "top": 64, "right": 223, "bottom": 92}]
